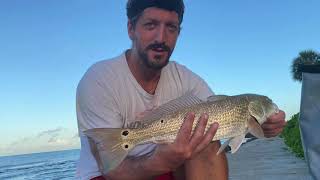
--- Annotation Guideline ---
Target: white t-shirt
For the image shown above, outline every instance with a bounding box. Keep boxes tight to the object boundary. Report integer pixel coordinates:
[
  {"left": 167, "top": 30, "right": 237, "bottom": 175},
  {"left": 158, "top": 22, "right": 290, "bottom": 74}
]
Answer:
[{"left": 76, "top": 52, "right": 213, "bottom": 179}]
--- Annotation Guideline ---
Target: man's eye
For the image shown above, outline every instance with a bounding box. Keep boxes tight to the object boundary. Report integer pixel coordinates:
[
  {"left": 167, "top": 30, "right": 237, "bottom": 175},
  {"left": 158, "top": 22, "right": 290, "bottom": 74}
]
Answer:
[
  {"left": 168, "top": 25, "right": 179, "bottom": 32},
  {"left": 144, "top": 23, "right": 155, "bottom": 29}
]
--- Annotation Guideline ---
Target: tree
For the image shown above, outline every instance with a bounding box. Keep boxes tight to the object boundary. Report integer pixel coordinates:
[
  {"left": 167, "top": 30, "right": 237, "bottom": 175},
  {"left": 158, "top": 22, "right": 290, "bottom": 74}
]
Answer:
[{"left": 291, "top": 50, "right": 320, "bottom": 82}]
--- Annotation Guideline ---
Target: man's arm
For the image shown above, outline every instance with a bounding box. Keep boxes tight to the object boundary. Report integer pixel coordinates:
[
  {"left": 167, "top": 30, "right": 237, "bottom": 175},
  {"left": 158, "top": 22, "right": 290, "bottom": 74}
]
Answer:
[{"left": 102, "top": 113, "right": 219, "bottom": 180}]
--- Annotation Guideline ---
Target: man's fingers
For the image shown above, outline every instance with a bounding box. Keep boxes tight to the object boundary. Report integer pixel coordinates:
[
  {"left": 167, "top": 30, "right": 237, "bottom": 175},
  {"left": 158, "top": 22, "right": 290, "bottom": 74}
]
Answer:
[
  {"left": 189, "top": 113, "right": 208, "bottom": 150},
  {"left": 266, "top": 110, "right": 286, "bottom": 124},
  {"left": 194, "top": 122, "right": 219, "bottom": 154},
  {"left": 262, "top": 120, "right": 286, "bottom": 131},
  {"left": 175, "top": 112, "right": 195, "bottom": 144},
  {"left": 263, "top": 127, "right": 283, "bottom": 137}
]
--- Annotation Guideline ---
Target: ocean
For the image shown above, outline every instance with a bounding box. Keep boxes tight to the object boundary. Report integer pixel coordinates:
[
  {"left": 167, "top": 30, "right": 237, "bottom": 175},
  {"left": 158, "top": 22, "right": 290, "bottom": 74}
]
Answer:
[
  {"left": 0, "top": 149, "right": 79, "bottom": 180},
  {"left": 0, "top": 139, "right": 251, "bottom": 180}
]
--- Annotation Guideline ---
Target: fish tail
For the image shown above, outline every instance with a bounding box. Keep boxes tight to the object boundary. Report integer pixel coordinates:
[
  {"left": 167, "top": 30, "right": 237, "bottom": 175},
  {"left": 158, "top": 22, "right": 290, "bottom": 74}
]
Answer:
[{"left": 84, "top": 128, "right": 132, "bottom": 173}]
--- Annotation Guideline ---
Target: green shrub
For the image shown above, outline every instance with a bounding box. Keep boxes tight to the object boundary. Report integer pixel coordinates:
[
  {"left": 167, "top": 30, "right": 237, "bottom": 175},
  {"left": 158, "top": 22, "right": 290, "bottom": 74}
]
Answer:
[{"left": 280, "top": 113, "right": 305, "bottom": 158}]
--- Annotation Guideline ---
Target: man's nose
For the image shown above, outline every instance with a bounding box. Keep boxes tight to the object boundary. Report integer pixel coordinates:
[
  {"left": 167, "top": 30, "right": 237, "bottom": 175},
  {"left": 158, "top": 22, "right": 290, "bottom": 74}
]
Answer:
[{"left": 155, "top": 25, "right": 167, "bottom": 43}]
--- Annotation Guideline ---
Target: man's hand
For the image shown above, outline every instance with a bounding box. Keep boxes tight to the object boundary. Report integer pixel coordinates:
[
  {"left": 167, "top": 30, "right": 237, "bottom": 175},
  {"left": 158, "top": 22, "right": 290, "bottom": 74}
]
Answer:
[
  {"left": 148, "top": 112, "right": 219, "bottom": 172},
  {"left": 262, "top": 110, "right": 286, "bottom": 138}
]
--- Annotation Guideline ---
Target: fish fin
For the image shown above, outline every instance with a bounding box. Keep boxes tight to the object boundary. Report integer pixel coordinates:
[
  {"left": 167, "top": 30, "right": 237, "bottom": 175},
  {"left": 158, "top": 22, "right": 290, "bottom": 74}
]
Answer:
[
  {"left": 248, "top": 100, "right": 266, "bottom": 124},
  {"left": 229, "top": 134, "right": 246, "bottom": 154},
  {"left": 139, "top": 93, "right": 203, "bottom": 122},
  {"left": 217, "top": 138, "right": 231, "bottom": 155},
  {"left": 207, "top": 95, "right": 229, "bottom": 102},
  {"left": 84, "top": 128, "right": 132, "bottom": 173},
  {"left": 248, "top": 118, "right": 265, "bottom": 138}
]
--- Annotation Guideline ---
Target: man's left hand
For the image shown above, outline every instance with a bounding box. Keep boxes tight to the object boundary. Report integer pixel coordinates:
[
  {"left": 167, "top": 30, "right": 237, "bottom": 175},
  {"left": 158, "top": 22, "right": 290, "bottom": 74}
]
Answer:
[{"left": 261, "top": 110, "right": 286, "bottom": 138}]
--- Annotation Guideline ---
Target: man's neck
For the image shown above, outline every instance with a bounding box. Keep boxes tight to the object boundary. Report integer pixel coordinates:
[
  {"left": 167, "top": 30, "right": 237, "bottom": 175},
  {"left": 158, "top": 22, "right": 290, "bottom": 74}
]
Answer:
[{"left": 125, "top": 49, "right": 162, "bottom": 95}]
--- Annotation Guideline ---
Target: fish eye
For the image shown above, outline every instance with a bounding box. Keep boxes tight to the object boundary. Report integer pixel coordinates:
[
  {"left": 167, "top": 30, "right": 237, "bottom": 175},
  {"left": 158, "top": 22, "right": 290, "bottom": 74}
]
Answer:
[{"left": 160, "top": 120, "right": 164, "bottom": 123}]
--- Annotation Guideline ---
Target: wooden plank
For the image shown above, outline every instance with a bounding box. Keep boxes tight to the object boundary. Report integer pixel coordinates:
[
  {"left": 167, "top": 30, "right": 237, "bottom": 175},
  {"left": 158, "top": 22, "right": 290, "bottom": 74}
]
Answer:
[{"left": 227, "top": 137, "right": 313, "bottom": 180}]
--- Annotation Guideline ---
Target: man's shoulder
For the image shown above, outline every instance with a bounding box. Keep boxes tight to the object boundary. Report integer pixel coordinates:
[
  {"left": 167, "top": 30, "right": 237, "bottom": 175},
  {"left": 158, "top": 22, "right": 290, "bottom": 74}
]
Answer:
[
  {"left": 83, "top": 53, "right": 126, "bottom": 78},
  {"left": 77, "top": 53, "right": 127, "bottom": 90},
  {"left": 90, "top": 54, "right": 125, "bottom": 74},
  {"left": 166, "top": 60, "right": 197, "bottom": 76}
]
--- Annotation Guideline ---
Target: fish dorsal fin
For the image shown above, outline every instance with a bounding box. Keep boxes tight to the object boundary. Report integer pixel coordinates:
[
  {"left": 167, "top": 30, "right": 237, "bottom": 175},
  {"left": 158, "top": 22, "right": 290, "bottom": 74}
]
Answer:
[
  {"left": 139, "top": 93, "right": 203, "bottom": 123},
  {"left": 207, "top": 95, "right": 229, "bottom": 102}
]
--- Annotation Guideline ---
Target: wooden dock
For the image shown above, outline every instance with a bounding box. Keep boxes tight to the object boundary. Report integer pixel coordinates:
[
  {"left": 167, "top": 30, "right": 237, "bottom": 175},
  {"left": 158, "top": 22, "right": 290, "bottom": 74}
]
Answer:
[{"left": 227, "top": 137, "right": 313, "bottom": 180}]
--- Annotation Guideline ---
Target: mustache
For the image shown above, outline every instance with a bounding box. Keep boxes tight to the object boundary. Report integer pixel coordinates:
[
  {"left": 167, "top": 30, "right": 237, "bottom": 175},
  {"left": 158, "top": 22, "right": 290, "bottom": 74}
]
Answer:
[{"left": 146, "top": 43, "right": 171, "bottom": 52}]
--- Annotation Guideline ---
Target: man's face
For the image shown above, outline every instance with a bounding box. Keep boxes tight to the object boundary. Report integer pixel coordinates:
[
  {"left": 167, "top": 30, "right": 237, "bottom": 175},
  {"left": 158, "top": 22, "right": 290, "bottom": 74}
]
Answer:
[{"left": 128, "top": 7, "right": 180, "bottom": 70}]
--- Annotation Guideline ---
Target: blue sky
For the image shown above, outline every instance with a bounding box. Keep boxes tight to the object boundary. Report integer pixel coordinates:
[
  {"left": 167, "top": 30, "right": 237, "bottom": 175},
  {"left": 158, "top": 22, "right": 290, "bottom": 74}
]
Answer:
[{"left": 1, "top": 0, "right": 319, "bottom": 156}]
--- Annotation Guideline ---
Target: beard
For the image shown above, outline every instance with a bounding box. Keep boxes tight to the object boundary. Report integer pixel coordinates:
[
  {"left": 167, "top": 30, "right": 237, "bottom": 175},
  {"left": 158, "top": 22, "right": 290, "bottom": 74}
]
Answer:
[{"left": 137, "top": 42, "right": 172, "bottom": 70}]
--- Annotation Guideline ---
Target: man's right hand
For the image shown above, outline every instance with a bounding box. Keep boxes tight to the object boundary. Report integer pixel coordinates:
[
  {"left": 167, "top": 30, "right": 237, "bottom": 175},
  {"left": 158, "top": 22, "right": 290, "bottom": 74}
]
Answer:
[{"left": 148, "top": 112, "right": 219, "bottom": 172}]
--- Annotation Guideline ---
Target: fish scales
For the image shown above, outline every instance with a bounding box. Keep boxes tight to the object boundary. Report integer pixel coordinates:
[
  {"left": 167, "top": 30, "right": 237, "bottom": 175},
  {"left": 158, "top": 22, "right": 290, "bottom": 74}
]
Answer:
[
  {"left": 126, "top": 96, "right": 251, "bottom": 145},
  {"left": 209, "top": 98, "right": 249, "bottom": 140}
]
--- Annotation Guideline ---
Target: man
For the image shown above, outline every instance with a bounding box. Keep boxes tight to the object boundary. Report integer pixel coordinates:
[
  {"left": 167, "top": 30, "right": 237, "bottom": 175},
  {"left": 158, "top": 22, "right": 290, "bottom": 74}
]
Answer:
[{"left": 76, "top": 0, "right": 286, "bottom": 179}]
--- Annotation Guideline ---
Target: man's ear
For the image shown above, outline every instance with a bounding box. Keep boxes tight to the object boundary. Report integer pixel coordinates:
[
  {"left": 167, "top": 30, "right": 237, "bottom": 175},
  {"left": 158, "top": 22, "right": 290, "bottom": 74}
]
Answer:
[{"left": 127, "top": 20, "right": 134, "bottom": 41}]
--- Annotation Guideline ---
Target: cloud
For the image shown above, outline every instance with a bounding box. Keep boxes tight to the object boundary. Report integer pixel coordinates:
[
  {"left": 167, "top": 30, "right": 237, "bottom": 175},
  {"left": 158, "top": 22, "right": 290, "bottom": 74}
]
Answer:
[
  {"left": 37, "top": 127, "right": 64, "bottom": 137},
  {"left": 1, "top": 127, "right": 80, "bottom": 156},
  {"left": 48, "top": 136, "right": 59, "bottom": 143}
]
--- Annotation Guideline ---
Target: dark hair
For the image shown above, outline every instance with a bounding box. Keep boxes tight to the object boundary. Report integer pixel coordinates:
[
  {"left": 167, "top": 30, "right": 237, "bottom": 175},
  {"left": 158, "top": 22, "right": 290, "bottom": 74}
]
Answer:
[{"left": 126, "top": 0, "right": 185, "bottom": 26}]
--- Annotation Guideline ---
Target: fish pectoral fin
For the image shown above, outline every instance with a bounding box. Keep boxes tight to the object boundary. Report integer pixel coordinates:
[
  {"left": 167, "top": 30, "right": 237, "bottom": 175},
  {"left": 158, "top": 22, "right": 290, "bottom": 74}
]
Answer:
[
  {"left": 248, "top": 100, "right": 266, "bottom": 124},
  {"left": 229, "top": 134, "right": 245, "bottom": 154},
  {"left": 84, "top": 128, "right": 132, "bottom": 173},
  {"left": 248, "top": 118, "right": 265, "bottom": 138},
  {"left": 217, "top": 138, "right": 231, "bottom": 155},
  {"left": 207, "top": 95, "right": 229, "bottom": 102}
]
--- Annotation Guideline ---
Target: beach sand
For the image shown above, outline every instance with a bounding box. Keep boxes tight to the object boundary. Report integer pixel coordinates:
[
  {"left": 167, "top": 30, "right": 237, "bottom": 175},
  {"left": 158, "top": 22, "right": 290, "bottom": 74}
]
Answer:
[{"left": 227, "top": 137, "right": 313, "bottom": 180}]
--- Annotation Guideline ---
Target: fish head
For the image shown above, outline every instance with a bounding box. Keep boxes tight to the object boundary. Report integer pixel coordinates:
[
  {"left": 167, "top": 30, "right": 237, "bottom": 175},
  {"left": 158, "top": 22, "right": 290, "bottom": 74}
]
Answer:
[
  {"left": 245, "top": 94, "right": 279, "bottom": 138},
  {"left": 259, "top": 96, "right": 279, "bottom": 120},
  {"left": 247, "top": 94, "right": 279, "bottom": 124},
  {"left": 251, "top": 95, "right": 279, "bottom": 121}
]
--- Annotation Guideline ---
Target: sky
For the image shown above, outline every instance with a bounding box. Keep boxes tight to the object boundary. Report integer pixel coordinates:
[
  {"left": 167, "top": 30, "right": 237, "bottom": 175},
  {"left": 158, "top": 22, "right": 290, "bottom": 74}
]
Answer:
[{"left": 0, "top": 0, "right": 319, "bottom": 156}]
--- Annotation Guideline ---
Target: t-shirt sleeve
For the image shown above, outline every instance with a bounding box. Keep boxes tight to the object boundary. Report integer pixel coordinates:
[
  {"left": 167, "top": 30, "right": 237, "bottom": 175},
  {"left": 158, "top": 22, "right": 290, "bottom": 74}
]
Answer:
[
  {"left": 76, "top": 65, "right": 123, "bottom": 131},
  {"left": 191, "top": 76, "right": 214, "bottom": 101},
  {"left": 174, "top": 63, "right": 214, "bottom": 101},
  {"left": 76, "top": 135, "right": 102, "bottom": 180},
  {"left": 76, "top": 65, "right": 123, "bottom": 179}
]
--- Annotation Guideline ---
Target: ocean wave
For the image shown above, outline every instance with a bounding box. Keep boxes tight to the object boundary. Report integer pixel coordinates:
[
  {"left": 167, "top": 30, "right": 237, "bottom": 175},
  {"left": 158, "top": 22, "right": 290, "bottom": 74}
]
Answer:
[{"left": 0, "top": 150, "right": 79, "bottom": 179}]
